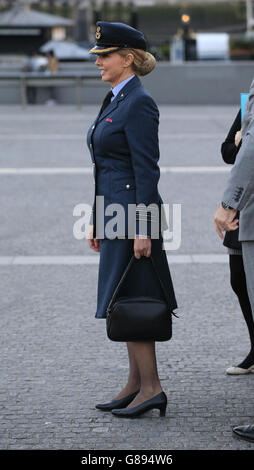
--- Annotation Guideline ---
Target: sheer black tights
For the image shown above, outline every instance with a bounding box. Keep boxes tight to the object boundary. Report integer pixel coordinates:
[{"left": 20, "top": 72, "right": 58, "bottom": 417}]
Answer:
[{"left": 230, "top": 254, "right": 254, "bottom": 368}]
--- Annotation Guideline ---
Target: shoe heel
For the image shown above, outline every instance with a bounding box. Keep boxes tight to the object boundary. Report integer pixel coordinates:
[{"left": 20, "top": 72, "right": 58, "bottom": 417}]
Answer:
[{"left": 159, "top": 404, "right": 167, "bottom": 417}]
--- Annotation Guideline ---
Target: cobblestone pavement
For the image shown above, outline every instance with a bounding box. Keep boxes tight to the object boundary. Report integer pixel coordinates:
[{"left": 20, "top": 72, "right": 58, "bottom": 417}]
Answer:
[{"left": 1, "top": 105, "right": 254, "bottom": 450}]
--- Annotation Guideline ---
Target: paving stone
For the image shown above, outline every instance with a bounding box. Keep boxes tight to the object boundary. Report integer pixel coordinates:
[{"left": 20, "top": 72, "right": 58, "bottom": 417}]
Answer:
[{"left": 1, "top": 105, "right": 253, "bottom": 450}]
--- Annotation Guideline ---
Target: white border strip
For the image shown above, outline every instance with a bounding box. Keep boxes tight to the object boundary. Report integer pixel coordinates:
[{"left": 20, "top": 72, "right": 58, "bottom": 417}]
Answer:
[
  {"left": 0, "top": 166, "right": 231, "bottom": 175},
  {"left": 0, "top": 133, "right": 225, "bottom": 140},
  {"left": 0, "top": 115, "right": 233, "bottom": 122},
  {"left": 161, "top": 166, "right": 231, "bottom": 173},
  {"left": 0, "top": 254, "right": 229, "bottom": 265},
  {"left": 0, "top": 167, "right": 93, "bottom": 175}
]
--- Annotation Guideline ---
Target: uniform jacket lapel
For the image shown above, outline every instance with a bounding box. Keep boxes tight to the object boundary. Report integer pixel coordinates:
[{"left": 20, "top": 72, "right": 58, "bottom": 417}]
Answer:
[
  {"left": 96, "top": 75, "right": 142, "bottom": 124},
  {"left": 97, "top": 96, "right": 119, "bottom": 123},
  {"left": 88, "top": 75, "right": 142, "bottom": 156}
]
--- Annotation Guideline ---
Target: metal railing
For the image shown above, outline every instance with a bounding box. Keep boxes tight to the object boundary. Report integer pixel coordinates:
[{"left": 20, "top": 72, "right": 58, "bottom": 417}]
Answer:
[{"left": 0, "top": 71, "right": 101, "bottom": 108}]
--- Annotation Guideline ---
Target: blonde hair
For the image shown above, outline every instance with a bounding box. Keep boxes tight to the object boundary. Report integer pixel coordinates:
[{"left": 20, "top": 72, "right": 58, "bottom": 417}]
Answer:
[{"left": 118, "top": 48, "right": 156, "bottom": 76}]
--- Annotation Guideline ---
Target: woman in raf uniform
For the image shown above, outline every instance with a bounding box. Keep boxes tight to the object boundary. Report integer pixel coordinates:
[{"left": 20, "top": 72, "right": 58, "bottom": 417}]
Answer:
[{"left": 87, "top": 21, "right": 177, "bottom": 418}]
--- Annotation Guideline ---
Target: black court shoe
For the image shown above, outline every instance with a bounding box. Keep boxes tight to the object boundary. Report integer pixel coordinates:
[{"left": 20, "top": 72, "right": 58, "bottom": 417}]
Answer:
[
  {"left": 95, "top": 390, "right": 139, "bottom": 411},
  {"left": 232, "top": 424, "right": 254, "bottom": 443},
  {"left": 111, "top": 391, "right": 167, "bottom": 418}
]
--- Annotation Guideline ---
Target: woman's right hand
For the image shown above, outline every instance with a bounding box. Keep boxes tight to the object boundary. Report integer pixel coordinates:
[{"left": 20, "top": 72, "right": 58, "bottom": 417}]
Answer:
[
  {"left": 88, "top": 225, "right": 100, "bottom": 252},
  {"left": 235, "top": 129, "right": 242, "bottom": 147},
  {"left": 134, "top": 236, "right": 151, "bottom": 259}
]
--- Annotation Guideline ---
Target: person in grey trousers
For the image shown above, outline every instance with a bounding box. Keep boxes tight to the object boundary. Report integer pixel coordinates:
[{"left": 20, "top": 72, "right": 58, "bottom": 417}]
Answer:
[{"left": 214, "top": 81, "right": 254, "bottom": 443}]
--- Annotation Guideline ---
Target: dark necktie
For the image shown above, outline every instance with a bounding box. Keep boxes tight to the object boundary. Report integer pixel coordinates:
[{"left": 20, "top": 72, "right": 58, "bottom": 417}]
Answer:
[{"left": 99, "top": 90, "right": 114, "bottom": 116}]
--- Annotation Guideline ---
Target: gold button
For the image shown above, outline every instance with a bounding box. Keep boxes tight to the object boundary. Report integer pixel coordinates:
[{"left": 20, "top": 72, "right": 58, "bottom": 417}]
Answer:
[
  {"left": 121, "top": 93, "right": 124, "bottom": 97},
  {"left": 126, "top": 184, "right": 130, "bottom": 189},
  {"left": 92, "top": 125, "right": 95, "bottom": 129},
  {"left": 90, "top": 143, "right": 92, "bottom": 148}
]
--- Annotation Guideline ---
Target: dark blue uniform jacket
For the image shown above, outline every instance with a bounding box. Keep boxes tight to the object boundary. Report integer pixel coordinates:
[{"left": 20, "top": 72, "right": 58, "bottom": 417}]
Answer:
[{"left": 87, "top": 74, "right": 166, "bottom": 239}]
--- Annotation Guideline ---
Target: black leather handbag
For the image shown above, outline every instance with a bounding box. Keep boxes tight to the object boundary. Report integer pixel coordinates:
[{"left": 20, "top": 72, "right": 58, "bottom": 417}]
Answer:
[{"left": 106, "top": 255, "right": 177, "bottom": 342}]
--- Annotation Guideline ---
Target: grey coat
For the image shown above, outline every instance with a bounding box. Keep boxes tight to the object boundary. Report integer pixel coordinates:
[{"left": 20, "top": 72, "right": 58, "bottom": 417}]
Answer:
[{"left": 222, "top": 78, "right": 254, "bottom": 241}]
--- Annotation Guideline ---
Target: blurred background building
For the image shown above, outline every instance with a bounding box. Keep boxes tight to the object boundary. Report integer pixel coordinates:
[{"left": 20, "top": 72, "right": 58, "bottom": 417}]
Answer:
[
  {"left": 0, "top": 1, "right": 73, "bottom": 54},
  {"left": 1, "top": 1, "right": 254, "bottom": 60},
  {"left": 1, "top": 1, "right": 254, "bottom": 105}
]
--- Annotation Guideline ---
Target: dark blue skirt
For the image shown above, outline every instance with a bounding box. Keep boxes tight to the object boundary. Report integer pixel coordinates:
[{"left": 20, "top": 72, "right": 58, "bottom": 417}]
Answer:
[{"left": 95, "top": 236, "right": 177, "bottom": 319}]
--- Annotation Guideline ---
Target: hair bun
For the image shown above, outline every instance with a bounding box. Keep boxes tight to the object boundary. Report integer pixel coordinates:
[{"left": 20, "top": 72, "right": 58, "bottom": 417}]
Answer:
[
  {"left": 137, "top": 51, "right": 156, "bottom": 76},
  {"left": 119, "top": 48, "right": 156, "bottom": 76}
]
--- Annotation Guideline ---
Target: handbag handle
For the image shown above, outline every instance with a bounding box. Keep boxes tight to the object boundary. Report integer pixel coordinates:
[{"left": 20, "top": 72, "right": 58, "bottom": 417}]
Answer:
[
  {"left": 106, "top": 253, "right": 174, "bottom": 314},
  {"left": 106, "top": 255, "right": 135, "bottom": 314}
]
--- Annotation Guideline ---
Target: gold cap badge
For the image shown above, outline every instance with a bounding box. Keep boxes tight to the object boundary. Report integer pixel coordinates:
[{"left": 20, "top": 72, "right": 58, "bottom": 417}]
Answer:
[{"left": 96, "top": 26, "right": 101, "bottom": 40}]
